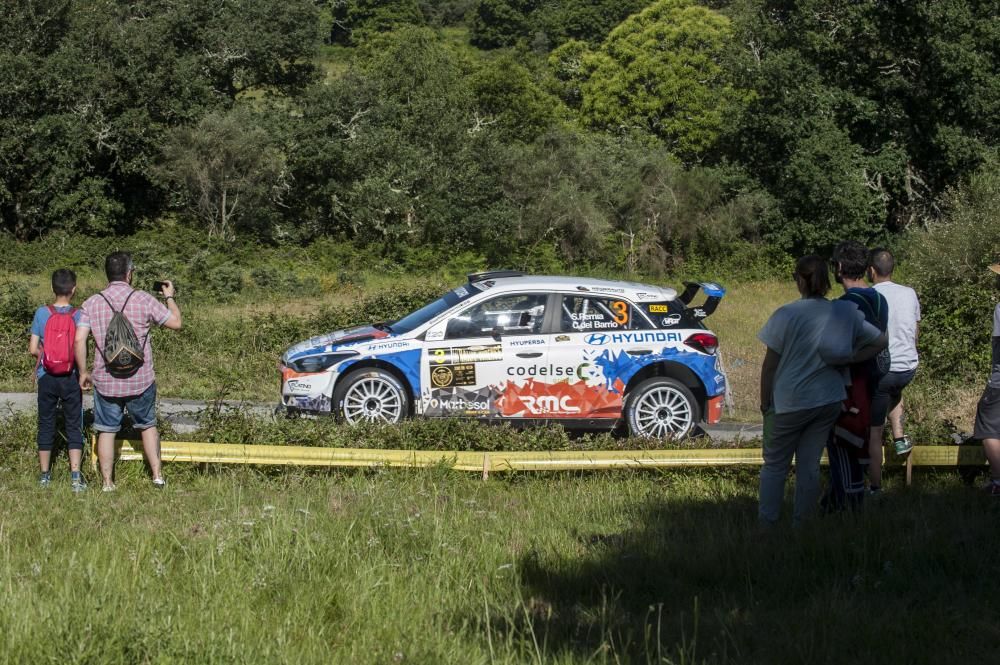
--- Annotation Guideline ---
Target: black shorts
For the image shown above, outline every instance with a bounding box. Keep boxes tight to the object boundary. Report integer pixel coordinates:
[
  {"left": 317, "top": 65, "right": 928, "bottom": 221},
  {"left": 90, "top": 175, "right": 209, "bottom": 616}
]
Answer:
[
  {"left": 973, "top": 385, "right": 1000, "bottom": 440},
  {"left": 871, "top": 369, "right": 916, "bottom": 426}
]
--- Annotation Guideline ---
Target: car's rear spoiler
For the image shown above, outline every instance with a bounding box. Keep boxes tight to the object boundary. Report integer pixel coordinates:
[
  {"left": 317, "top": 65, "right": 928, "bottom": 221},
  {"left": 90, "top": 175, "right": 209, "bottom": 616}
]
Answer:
[{"left": 677, "top": 281, "right": 725, "bottom": 320}]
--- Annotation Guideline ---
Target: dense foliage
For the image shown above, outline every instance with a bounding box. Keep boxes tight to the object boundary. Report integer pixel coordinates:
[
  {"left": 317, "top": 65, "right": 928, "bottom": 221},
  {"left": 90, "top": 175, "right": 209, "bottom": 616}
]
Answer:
[
  {"left": 906, "top": 166, "right": 1000, "bottom": 380},
  {"left": 1, "top": 0, "right": 998, "bottom": 278}
]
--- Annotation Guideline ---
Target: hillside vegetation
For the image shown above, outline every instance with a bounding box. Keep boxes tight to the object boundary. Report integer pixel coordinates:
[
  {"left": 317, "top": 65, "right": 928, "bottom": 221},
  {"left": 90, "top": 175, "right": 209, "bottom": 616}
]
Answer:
[{"left": 3, "top": 0, "right": 999, "bottom": 386}]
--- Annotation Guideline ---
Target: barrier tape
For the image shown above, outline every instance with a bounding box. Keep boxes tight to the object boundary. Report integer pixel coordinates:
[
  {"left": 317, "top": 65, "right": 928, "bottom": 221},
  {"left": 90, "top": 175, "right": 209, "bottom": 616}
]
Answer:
[{"left": 92, "top": 437, "right": 987, "bottom": 480}]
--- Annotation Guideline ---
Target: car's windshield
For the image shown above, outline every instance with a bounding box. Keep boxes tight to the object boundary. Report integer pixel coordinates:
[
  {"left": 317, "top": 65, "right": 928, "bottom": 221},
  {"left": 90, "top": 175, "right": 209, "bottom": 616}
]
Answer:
[{"left": 390, "top": 284, "right": 481, "bottom": 335}]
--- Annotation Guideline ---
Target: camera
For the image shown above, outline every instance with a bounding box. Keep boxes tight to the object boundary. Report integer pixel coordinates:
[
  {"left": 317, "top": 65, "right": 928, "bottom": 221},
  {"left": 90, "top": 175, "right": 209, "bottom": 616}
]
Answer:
[{"left": 152, "top": 280, "right": 175, "bottom": 295}]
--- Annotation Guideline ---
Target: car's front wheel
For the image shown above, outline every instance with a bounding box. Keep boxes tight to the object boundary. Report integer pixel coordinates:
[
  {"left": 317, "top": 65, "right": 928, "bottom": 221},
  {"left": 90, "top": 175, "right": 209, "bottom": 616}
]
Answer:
[
  {"left": 625, "top": 377, "right": 698, "bottom": 438},
  {"left": 333, "top": 368, "right": 409, "bottom": 425}
]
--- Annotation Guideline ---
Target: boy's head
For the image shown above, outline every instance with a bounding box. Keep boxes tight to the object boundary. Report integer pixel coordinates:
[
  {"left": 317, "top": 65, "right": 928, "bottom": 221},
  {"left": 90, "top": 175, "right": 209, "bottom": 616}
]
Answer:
[
  {"left": 832, "top": 240, "right": 870, "bottom": 282},
  {"left": 51, "top": 268, "right": 77, "bottom": 297},
  {"left": 105, "top": 252, "right": 134, "bottom": 283}
]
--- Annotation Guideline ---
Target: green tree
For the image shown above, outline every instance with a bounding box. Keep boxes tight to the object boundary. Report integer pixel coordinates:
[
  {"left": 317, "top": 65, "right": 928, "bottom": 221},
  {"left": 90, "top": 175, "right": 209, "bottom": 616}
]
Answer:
[
  {"left": 907, "top": 166, "right": 1000, "bottom": 379},
  {"left": 329, "top": 0, "right": 426, "bottom": 45},
  {"left": 469, "top": 55, "right": 564, "bottom": 142},
  {"left": 470, "top": 0, "right": 650, "bottom": 50},
  {"left": 0, "top": 0, "right": 321, "bottom": 239},
  {"left": 469, "top": 0, "right": 537, "bottom": 49},
  {"left": 727, "top": 0, "right": 1000, "bottom": 250},
  {"left": 533, "top": 0, "right": 650, "bottom": 47},
  {"left": 546, "top": 40, "right": 592, "bottom": 108},
  {"left": 154, "top": 109, "right": 288, "bottom": 240},
  {"left": 578, "top": 0, "right": 751, "bottom": 163},
  {"left": 284, "top": 28, "right": 511, "bottom": 256}
]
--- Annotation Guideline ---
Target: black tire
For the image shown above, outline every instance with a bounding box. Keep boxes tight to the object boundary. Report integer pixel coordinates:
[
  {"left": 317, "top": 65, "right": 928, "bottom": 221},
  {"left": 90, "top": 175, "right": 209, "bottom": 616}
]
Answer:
[
  {"left": 332, "top": 368, "right": 409, "bottom": 425},
  {"left": 624, "top": 377, "right": 699, "bottom": 439}
]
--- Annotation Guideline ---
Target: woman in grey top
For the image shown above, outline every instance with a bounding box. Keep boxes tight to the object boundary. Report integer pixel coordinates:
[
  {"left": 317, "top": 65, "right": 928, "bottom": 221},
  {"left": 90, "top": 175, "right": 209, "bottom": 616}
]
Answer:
[{"left": 758, "top": 256, "right": 886, "bottom": 525}]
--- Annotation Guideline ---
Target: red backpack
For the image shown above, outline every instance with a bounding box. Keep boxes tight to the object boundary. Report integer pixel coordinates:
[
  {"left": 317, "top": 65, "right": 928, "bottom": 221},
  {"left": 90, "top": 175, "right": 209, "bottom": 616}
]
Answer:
[{"left": 41, "top": 306, "right": 77, "bottom": 376}]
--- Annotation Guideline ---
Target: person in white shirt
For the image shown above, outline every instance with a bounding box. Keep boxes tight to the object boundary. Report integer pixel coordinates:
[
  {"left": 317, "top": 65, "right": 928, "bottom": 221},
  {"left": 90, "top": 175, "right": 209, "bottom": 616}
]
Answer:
[{"left": 868, "top": 248, "right": 921, "bottom": 494}]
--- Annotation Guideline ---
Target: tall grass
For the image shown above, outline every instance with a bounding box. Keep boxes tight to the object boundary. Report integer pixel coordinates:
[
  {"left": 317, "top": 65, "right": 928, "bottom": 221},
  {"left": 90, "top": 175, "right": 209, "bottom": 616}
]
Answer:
[{"left": 0, "top": 405, "right": 996, "bottom": 664}]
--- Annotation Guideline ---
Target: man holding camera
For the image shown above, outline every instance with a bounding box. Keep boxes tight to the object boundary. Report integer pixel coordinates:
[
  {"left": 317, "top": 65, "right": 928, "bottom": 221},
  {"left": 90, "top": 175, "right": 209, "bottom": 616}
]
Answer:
[{"left": 74, "top": 252, "right": 182, "bottom": 491}]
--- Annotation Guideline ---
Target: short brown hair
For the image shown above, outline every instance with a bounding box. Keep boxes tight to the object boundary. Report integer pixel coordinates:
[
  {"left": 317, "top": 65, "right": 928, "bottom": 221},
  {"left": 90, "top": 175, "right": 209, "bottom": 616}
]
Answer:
[{"left": 869, "top": 248, "right": 894, "bottom": 277}]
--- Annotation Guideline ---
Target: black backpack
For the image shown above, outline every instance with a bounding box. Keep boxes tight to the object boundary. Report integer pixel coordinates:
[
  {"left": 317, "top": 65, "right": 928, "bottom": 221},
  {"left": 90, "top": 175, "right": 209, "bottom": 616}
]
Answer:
[{"left": 97, "top": 291, "right": 149, "bottom": 378}]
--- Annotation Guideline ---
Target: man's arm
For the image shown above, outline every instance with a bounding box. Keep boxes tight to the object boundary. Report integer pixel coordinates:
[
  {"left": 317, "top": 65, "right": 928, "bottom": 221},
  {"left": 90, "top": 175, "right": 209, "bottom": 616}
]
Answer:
[
  {"left": 851, "top": 332, "right": 888, "bottom": 363},
  {"left": 28, "top": 334, "right": 40, "bottom": 358},
  {"left": 74, "top": 325, "right": 91, "bottom": 389},
  {"left": 159, "top": 280, "right": 182, "bottom": 330},
  {"left": 760, "top": 347, "right": 780, "bottom": 414}
]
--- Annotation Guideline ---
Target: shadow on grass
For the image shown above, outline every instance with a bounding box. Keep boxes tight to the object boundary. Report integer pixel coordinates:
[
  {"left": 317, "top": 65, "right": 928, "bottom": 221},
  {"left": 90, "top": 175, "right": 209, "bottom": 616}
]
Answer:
[{"left": 494, "top": 483, "right": 1000, "bottom": 664}]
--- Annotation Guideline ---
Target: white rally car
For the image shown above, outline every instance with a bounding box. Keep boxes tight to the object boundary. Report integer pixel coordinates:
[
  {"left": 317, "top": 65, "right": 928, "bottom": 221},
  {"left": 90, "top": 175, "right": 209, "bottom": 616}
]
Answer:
[{"left": 279, "top": 272, "right": 726, "bottom": 438}]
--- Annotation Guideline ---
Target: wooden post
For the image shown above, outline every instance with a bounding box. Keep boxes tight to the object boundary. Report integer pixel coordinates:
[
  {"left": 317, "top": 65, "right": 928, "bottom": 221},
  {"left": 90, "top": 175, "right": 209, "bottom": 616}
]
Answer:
[
  {"left": 905, "top": 451, "right": 914, "bottom": 486},
  {"left": 482, "top": 454, "right": 490, "bottom": 481}
]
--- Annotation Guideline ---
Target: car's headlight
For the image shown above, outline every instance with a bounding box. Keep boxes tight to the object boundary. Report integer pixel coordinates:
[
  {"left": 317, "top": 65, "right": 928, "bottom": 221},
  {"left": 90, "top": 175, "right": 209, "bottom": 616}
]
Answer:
[{"left": 285, "top": 352, "right": 357, "bottom": 374}]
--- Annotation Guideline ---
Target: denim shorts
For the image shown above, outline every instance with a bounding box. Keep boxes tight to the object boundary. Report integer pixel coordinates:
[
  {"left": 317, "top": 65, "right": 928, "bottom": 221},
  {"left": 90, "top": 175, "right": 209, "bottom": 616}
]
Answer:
[{"left": 93, "top": 383, "right": 158, "bottom": 433}]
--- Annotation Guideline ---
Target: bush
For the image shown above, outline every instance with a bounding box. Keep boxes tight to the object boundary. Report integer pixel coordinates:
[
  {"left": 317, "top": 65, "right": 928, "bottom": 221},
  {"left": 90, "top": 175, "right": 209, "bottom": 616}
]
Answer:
[
  {"left": 190, "top": 409, "right": 713, "bottom": 452},
  {"left": 906, "top": 167, "right": 1000, "bottom": 381}
]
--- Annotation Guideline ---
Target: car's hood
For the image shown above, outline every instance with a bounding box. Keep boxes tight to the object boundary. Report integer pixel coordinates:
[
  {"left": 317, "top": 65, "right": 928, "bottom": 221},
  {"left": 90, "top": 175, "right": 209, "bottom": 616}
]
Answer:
[{"left": 283, "top": 325, "right": 390, "bottom": 363}]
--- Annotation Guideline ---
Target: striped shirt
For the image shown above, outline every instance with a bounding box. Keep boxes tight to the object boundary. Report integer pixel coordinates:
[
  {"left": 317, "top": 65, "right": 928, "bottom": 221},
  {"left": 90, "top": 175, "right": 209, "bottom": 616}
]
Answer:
[{"left": 78, "top": 282, "right": 172, "bottom": 397}]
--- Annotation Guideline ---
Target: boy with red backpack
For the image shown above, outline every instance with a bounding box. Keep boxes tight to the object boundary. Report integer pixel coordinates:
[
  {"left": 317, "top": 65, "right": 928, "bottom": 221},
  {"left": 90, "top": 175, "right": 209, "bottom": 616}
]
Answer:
[{"left": 28, "top": 268, "right": 86, "bottom": 491}]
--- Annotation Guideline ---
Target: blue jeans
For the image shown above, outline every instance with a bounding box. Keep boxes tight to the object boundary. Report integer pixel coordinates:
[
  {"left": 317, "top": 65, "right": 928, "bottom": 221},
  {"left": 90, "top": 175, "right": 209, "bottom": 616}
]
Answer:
[
  {"left": 93, "top": 383, "right": 158, "bottom": 433},
  {"left": 759, "top": 402, "right": 842, "bottom": 525}
]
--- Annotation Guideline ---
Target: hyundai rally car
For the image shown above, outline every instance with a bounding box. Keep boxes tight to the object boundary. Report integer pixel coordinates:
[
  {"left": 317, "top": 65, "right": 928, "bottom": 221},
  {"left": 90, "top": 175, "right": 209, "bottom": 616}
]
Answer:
[{"left": 279, "top": 271, "right": 727, "bottom": 438}]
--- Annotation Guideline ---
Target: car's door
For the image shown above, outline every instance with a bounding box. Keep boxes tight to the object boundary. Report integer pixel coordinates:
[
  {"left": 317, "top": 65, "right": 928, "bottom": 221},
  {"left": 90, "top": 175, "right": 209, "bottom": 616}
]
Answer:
[
  {"left": 419, "top": 292, "right": 553, "bottom": 419},
  {"left": 546, "top": 294, "right": 658, "bottom": 419}
]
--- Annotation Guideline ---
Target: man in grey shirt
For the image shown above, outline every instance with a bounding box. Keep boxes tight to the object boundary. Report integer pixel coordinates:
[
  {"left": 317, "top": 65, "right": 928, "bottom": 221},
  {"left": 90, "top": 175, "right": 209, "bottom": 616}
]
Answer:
[
  {"left": 869, "top": 248, "right": 921, "bottom": 493},
  {"left": 973, "top": 263, "right": 1000, "bottom": 496}
]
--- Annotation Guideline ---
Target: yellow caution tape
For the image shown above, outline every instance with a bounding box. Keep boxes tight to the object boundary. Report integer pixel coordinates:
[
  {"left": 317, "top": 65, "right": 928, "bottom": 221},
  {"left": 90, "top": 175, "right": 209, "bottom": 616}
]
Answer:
[{"left": 93, "top": 438, "right": 986, "bottom": 473}]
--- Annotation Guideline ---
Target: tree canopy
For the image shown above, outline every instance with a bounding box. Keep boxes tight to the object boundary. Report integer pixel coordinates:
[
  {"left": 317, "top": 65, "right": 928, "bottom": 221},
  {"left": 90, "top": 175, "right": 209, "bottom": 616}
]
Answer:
[{"left": 1, "top": 0, "right": 998, "bottom": 272}]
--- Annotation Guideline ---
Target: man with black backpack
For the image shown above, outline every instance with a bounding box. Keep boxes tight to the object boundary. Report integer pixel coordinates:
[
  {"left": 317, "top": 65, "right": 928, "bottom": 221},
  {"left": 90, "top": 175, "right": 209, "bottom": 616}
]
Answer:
[
  {"left": 75, "top": 252, "right": 182, "bottom": 491},
  {"left": 29, "top": 268, "right": 86, "bottom": 491}
]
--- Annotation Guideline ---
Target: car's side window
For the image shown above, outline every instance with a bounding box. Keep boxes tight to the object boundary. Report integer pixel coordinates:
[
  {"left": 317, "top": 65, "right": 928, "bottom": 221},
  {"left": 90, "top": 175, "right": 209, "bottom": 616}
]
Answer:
[
  {"left": 560, "top": 296, "right": 653, "bottom": 332},
  {"left": 444, "top": 293, "right": 547, "bottom": 339}
]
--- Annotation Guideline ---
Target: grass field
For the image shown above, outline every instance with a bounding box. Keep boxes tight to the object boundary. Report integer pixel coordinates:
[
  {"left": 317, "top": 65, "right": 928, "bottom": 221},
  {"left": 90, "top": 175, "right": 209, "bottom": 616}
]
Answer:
[
  {"left": 1, "top": 410, "right": 997, "bottom": 664},
  {"left": 1, "top": 261, "right": 996, "bottom": 663}
]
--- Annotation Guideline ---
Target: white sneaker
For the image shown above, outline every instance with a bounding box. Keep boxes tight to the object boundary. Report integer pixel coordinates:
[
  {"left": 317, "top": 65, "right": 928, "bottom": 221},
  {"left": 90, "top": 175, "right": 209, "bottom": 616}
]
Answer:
[
  {"left": 101, "top": 483, "right": 116, "bottom": 493},
  {"left": 152, "top": 477, "right": 166, "bottom": 489}
]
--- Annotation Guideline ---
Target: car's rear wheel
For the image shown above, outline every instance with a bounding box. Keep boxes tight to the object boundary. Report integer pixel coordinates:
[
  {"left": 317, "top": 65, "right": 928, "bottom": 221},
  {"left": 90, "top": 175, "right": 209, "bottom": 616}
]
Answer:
[
  {"left": 625, "top": 377, "right": 698, "bottom": 438},
  {"left": 333, "top": 368, "right": 409, "bottom": 425}
]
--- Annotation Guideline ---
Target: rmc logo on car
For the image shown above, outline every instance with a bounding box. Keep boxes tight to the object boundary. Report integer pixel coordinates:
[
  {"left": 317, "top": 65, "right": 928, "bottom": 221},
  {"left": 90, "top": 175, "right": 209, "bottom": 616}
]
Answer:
[
  {"left": 521, "top": 395, "right": 579, "bottom": 414},
  {"left": 585, "top": 331, "right": 683, "bottom": 345}
]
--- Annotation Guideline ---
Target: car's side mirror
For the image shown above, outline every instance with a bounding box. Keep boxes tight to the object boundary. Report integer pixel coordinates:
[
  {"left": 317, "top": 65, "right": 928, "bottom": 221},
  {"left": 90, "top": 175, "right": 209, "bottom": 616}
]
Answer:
[
  {"left": 445, "top": 319, "right": 468, "bottom": 339},
  {"left": 491, "top": 325, "right": 505, "bottom": 340}
]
